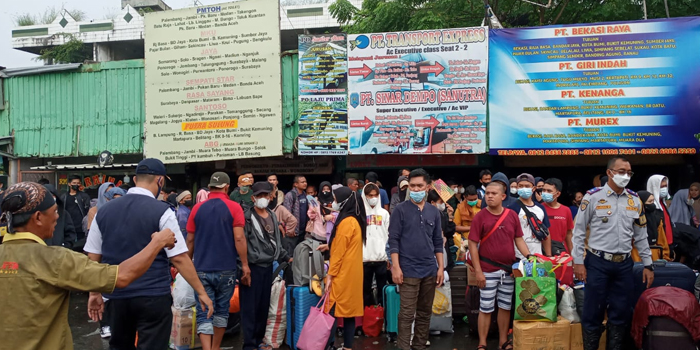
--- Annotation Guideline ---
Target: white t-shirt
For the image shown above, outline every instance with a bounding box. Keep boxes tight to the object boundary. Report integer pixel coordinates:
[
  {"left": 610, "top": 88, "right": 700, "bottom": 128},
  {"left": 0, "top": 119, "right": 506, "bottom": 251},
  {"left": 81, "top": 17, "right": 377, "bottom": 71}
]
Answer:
[{"left": 513, "top": 204, "right": 545, "bottom": 259}]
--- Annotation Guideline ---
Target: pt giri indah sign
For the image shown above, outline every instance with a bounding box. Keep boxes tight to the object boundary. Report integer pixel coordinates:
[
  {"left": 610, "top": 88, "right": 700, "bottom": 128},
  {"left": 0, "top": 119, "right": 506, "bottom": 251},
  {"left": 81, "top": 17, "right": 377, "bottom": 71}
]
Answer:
[{"left": 144, "top": 0, "right": 283, "bottom": 163}]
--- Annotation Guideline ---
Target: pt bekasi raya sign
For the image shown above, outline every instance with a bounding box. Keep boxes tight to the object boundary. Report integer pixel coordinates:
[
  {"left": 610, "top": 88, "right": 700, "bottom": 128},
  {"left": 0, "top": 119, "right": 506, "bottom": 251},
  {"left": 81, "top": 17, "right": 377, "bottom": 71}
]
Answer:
[
  {"left": 144, "top": 0, "right": 283, "bottom": 164},
  {"left": 489, "top": 17, "right": 700, "bottom": 156},
  {"left": 347, "top": 28, "right": 489, "bottom": 155}
]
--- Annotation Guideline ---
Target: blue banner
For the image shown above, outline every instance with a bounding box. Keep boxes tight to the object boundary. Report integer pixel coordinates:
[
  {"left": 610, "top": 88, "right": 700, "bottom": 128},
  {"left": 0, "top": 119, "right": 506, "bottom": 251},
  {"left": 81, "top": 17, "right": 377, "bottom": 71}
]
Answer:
[{"left": 488, "top": 17, "right": 700, "bottom": 156}]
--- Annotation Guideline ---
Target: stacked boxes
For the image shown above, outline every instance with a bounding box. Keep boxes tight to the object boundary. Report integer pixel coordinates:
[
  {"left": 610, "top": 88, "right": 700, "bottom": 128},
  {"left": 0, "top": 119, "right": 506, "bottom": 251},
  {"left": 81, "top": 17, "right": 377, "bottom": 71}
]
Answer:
[{"left": 170, "top": 306, "right": 202, "bottom": 350}]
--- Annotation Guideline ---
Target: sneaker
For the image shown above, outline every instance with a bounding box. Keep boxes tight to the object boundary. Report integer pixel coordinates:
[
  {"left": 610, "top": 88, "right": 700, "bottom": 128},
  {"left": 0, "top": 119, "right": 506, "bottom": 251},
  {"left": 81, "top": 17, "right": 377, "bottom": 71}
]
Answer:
[{"left": 100, "top": 326, "right": 111, "bottom": 339}]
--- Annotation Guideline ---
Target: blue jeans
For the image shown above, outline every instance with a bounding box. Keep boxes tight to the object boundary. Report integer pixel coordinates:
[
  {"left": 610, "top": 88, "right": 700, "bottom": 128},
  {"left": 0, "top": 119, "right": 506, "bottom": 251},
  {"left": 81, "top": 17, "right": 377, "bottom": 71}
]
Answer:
[{"left": 195, "top": 270, "right": 236, "bottom": 335}]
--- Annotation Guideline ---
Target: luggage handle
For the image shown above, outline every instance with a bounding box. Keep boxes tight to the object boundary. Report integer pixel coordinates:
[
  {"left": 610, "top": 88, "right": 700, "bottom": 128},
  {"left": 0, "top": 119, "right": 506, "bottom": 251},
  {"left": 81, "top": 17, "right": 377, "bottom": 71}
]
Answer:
[{"left": 650, "top": 245, "right": 667, "bottom": 267}]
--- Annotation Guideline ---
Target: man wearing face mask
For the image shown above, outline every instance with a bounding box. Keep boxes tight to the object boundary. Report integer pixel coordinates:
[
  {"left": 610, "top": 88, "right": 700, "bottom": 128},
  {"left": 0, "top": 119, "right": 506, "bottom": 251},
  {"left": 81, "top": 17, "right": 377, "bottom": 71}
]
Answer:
[
  {"left": 507, "top": 173, "right": 552, "bottom": 259},
  {"left": 390, "top": 176, "right": 409, "bottom": 213},
  {"left": 230, "top": 174, "right": 254, "bottom": 211},
  {"left": 388, "top": 168, "right": 444, "bottom": 350},
  {"left": 241, "top": 182, "right": 292, "bottom": 350},
  {"left": 62, "top": 175, "right": 91, "bottom": 245},
  {"left": 542, "top": 178, "right": 574, "bottom": 255},
  {"left": 534, "top": 177, "right": 545, "bottom": 203},
  {"left": 85, "top": 158, "right": 215, "bottom": 349},
  {"left": 646, "top": 175, "right": 674, "bottom": 245},
  {"left": 572, "top": 157, "right": 654, "bottom": 350},
  {"left": 187, "top": 171, "right": 250, "bottom": 350}
]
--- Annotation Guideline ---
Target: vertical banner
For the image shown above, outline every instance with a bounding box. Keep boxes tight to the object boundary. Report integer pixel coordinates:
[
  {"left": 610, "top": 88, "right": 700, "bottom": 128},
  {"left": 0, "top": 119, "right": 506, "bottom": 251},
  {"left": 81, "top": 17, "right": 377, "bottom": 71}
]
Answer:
[
  {"left": 298, "top": 34, "right": 348, "bottom": 156},
  {"left": 347, "top": 28, "right": 489, "bottom": 155},
  {"left": 144, "top": 0, "right": 283, "bottom": 164},
  {"left": 489, "top": 18, "right": 700, "bottom": 156}
]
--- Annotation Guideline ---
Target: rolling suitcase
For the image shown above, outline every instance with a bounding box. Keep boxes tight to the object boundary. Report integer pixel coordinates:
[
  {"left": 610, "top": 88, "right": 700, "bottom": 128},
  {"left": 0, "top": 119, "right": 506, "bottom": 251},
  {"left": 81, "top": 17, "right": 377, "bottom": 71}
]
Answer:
[
  {"left": 632, "top": 260, "right": 696, "bottom": 304},
  {"left": 449, "top": 264, "right": 468, "bottom": 316},
  {"left": 465, "top": 285, "right": 498, "bottom": 336},
  {"left": 286, "top": 252, "right": 322, "bottom": 350},
  {"left": 642, "top": 317, "right": 696, "bottom": 350},
  {"left": 383, "top": 285, "right": 400, "bottom": 341}
]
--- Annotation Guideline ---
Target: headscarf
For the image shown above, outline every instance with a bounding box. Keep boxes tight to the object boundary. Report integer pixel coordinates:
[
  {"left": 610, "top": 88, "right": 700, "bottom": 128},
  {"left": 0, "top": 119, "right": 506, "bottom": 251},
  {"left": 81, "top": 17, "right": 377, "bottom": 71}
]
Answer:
[
  {"left": 638, "top": 190, "right": 660, "bottom": 244},
  {"left": 1, "top": 182, "right": 56, "bottom": 233},
  {"left": 166, "top": 193, "right": 178, "bottom": 207},
  {"left": 196, "top": 188, "right": 209, "bottom": 203},
  {"left": 96, "top": 182, "right": 114, "bottom": 209},
  {"left": 646, "top": 175, "right": 668, "bottom": 209},
  {"left": 328, "top": 186, "right": 367, "bottom": 250},
  {"left": 176, "top": 190, "right": 192, "bottom": 204},
  {"left": 670, "top": 189, "right": 695, "bottom": 225},
  {"left": 104, "top": 187, "right": 126, "bottom": 201},
  {"left": 318, "top": 181, "right": 334, "bottom": 206}
]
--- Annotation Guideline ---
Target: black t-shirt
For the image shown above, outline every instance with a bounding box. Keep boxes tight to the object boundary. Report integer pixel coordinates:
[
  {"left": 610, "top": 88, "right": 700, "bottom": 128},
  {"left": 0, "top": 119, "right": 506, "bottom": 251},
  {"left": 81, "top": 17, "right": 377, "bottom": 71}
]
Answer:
[{"left": 64, "top": 193, "right": 86, "bottom": 233}]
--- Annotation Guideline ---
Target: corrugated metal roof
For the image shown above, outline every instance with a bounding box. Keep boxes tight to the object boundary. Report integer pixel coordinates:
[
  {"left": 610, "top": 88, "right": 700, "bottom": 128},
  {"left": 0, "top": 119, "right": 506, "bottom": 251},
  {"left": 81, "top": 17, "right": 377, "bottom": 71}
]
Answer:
[
  {"left": 0, "top": 60, "right": 145, "bottom": 157},
  {"left": 30, "top": 163, "right": 138, "bottom": 170},
  {"left": 0, "top": 63, "right": 82, "bottom": 78}
]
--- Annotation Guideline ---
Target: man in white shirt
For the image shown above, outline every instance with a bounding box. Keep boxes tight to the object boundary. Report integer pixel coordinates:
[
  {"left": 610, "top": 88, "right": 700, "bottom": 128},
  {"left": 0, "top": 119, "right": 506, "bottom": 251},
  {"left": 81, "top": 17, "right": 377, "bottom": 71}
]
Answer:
[{"left": 507, "top": 173, "right": 552, "bottom": 258}]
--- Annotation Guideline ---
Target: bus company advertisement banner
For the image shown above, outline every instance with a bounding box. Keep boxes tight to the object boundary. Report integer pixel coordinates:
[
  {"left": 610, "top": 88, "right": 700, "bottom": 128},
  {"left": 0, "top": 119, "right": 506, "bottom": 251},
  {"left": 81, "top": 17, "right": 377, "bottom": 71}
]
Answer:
[
  {"left": 298, "top": 34, "right": 348, "bottom": 156},
  {"left": 347, "top": 28, "right": 489, "bottom": 155},
  {"left": 144, "top": 0, "right": 283, "bottom": 164},
  {"left": 489, "top": 17, "right": 700, "bottom": 156}
]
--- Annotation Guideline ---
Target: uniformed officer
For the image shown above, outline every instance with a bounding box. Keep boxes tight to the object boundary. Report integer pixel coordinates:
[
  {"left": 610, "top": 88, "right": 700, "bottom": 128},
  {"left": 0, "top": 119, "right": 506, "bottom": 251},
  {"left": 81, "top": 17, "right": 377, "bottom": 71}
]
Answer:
[{"left": 572, "top": 156, "right": 654, "bottom": 350}]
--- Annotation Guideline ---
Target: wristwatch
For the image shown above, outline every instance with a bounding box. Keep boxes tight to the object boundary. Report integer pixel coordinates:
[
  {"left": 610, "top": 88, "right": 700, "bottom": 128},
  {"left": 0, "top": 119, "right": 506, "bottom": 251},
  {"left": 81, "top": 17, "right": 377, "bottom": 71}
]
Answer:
[{"left": 644, "top": 265, "right": 654, "bottom": 272}]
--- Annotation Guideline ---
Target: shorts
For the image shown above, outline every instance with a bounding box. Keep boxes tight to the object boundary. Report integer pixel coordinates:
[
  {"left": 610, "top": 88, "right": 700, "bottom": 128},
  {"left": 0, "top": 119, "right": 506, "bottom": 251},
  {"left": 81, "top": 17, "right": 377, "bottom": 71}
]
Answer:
[{"left": 479, "top": 270, "right": 514, "bottom": 313}]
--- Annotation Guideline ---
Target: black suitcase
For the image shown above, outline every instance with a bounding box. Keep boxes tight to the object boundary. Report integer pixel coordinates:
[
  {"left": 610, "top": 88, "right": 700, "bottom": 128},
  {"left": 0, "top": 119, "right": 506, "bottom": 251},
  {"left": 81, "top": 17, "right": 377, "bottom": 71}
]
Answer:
[
  {"left": 449, "top": 264, "right": 467, "bottom": 316},
  {"left": 465, "top": 285, "right": 499, "bottom": 336},
  {"left": 632, "top": 260, "right": 696, "bottom": 304},
  {"left": 642, "top": 317, "right": 697, "bottom": 350}
]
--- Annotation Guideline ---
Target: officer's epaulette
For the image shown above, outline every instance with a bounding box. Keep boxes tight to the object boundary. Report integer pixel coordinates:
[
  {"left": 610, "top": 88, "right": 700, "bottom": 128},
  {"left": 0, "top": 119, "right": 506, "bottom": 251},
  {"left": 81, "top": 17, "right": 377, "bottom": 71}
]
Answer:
[
  {"left": 626, "top": 189, "right": 639, "bottom": 197},
  {"left": 586, "top": 187, "right": 602, "bottom": 195}
]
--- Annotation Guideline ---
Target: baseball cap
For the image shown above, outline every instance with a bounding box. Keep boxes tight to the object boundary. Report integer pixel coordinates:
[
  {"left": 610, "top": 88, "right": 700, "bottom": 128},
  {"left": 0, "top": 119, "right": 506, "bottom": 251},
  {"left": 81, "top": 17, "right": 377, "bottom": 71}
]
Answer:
[
  {"left": 251, "top": 181, "right": 273, "bottom": 196},
  {"left": 136, "top": 158, "right": 170, "bottom": 179},
  {"left": 516, "top": 173, "right": 536, "bottom": 185},
  {"left": 238, "top": 175, "right": 253, "bottom": 187},
  {"left": 208, "top": 172, "right": 230, "bottom": 188}
]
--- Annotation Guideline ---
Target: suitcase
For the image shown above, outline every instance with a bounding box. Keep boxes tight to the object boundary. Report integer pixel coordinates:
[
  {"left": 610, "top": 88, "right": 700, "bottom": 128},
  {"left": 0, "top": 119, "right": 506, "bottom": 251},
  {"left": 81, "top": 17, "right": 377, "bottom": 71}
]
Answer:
[
  {"left": 632, "top": 261, "right": 696, "bottom": 303},
  {"left": 286, "top": 286, "right": 320, "bottom": 350},
  {"left": 465, "top": 285, "right": 498, "bottom": 336},
  {"left": 449, "top": 264, "right": 468, "bottom": 316},
  {"left": 642, "top": 317, "right": 696, "bottom": 350},
  {"left": 383, "top": 285, "right": 400, "bottom": 341}
]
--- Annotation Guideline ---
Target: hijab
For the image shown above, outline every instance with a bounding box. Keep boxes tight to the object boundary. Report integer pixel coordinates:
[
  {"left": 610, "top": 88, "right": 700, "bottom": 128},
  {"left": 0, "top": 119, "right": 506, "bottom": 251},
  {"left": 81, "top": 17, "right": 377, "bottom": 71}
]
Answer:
[
  {"left": 96, "top": 182, "right": 114, "bottom": 209},
  {"left": 196, "top": 188, "right": 209, "bottom": 203},
  {"left": 646, "top": 175, "right": 668, "bottom": 209},
  {"left": 638, "top": 190, "right": 660, "bottom": 244},
  {"left": 104, "top": 187, "right": 126, "bottom": 201},
  {"left": 670, "top": 188, "right": 695, "bottom": 226},
  {"left": 328, "top": 186, "right": 367, "bottom": 251},
  {"left": 318, "top": 181, "right": 334, "bottom": 214}
]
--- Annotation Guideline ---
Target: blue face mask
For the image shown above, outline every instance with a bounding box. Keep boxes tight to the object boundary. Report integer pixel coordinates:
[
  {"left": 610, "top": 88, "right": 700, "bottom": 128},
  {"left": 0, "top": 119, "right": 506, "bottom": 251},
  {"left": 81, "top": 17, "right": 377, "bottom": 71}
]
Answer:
[
  {"left": 409, "top": 190, "right": 426, "bottom": 203},
  {"left": 542, "top": 192, "right": 554, "bottom": 203},
  {"left": 517, "top": 188, "right": 533, "bottom": 199}
]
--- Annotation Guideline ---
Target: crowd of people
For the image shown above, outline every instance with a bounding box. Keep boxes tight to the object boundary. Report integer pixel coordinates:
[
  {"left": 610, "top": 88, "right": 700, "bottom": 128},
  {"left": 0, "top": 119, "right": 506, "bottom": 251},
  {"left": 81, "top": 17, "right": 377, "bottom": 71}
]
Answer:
[{"left": 0, "top": 156, "right": 699, "bottom": 350}]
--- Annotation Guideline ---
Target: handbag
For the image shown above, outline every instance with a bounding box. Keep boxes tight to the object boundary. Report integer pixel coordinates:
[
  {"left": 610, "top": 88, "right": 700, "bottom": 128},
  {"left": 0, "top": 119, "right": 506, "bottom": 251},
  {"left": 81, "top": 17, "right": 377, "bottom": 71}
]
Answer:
[
  {"left": 514, "top": 258, "right": 557, "bottom": 322},
  {"left": 296, "top": 289, "right": 335, "bottom": 350},
  {"left": 467, "top": 209, "right": 511, "bottom": 285},
  {"left": 518, "top": 201, "right": 550, "bottom": 241},
  {"left": 534, "top": 253, "right": 574, "bottom": 286},
  {"left": 362, "top": 305, "right": 384, "bottom": 337}
]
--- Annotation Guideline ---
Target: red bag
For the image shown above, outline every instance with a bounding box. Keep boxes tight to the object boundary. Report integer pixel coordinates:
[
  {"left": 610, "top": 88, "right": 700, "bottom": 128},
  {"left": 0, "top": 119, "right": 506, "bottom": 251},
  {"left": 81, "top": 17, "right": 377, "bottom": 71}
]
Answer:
[
  {"left": 535, "top": 253, "right": 574, "bottom": 286},
  {"left": 362, "top": 305, "right": 384, "bottom": 337}
]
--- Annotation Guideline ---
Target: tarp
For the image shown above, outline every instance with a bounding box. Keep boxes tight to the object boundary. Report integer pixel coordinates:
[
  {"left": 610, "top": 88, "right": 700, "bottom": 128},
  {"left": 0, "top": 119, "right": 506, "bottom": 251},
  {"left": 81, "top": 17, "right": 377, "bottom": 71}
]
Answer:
[{"left": 631, "top": 286, "right": 700, "bottom": 348}]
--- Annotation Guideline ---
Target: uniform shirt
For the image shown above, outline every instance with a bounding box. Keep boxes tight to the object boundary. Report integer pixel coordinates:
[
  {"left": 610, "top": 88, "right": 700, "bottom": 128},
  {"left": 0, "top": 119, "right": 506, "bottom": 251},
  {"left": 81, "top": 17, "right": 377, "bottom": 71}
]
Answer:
[
  {"left": 0, "top": 232, "right": 118, "bottom": 350},
  {"left": 507, "top": 200, "right": 551, "bottom": 259},
  {"left": 388, "top": 200, "right": 443, "bottom": 279},
  {"left": 572, "top": 183, "right": 652, "bottom": 266}
]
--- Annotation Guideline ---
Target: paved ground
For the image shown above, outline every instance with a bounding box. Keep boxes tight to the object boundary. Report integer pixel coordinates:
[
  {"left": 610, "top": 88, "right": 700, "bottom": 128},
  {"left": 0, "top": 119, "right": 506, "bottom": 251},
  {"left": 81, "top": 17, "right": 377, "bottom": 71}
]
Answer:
[{"left": 69, "top": 292, "right": 502, "bottom": 350}]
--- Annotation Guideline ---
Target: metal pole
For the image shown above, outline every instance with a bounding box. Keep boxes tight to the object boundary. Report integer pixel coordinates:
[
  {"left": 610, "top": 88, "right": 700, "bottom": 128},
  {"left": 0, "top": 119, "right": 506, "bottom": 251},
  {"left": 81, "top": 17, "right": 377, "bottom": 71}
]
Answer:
[
  {"left": 663, "top": 0, "right": 670, "bottom": 18},
  {"left": 643, "top": 0, "right": 648, "bottom": 20}
]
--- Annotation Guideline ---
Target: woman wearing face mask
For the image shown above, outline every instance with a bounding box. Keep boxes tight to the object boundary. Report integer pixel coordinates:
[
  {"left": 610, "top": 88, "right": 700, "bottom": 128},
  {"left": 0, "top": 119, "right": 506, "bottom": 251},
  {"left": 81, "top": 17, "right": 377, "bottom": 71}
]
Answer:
[
  {"left": 646, "top": 175, "right": 674, "bottom": 245},
  {"left": 324, "top": 187, "right": 366, "bottom": 350},
  {"left": 509, "top": 178, "right": 519, "bottom": 198},
  {"left": 632, "top": 191, "right": 671, "bottom": 261},
  {"left": 361, "top": 183, "right": 390, "bottom": 307},
  {"left": 318, "top": 181, "right": 337, "bottom": 242},
  {"left": 454, "top": 185, "right": 481, "bottom": 239},
  {"left": 670, "top": 183, "right": 700, "bottom": 228},
  {"left": 86, "top": 182, "right": 114, "bottom": 233},
  {"left": 175, "top": 190, "right": 193, "bottom": 239}
]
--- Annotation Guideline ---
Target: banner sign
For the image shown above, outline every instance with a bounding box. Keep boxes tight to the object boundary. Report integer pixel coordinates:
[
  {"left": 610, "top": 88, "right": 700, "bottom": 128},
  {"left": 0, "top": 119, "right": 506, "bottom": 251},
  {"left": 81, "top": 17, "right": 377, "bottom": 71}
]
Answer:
[
  {"left": 489, "top": 18, "right": 700, "bottom": 156},
  {"left": 144, "top": 0, "right": 283, "bottom": 164},
  {"left": 298, "top": 34, "right": 349, "bottom": 155},
  {"left": 347, "top": 28, "right": 489, "bottom": 155},
  {"left": 235, "top": 157, "right": 334, "bottom": 175}
]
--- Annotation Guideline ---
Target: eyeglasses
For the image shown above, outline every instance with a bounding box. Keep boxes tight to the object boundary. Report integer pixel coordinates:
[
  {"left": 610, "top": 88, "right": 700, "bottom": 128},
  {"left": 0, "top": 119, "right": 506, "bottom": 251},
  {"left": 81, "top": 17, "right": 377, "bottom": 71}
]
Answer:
[{"left": 609, "top": 169, "right": 634, "bottom": 177}]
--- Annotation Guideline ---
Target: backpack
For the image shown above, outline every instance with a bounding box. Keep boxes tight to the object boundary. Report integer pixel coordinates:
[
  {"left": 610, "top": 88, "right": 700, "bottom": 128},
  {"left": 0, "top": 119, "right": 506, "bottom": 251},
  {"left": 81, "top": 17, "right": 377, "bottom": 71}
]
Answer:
[{"left": 292, "top": 238, "right": 326, "bottom": 286}]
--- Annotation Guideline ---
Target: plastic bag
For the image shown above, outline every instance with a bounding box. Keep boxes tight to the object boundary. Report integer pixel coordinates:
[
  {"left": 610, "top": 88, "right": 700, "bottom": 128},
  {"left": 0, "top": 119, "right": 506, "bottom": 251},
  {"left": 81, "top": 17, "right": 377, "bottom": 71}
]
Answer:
[
  {"left": 172, "top": 273, "right": 196, "bottom": 310},
  {"left": 558, "top": 285, "right": 581, "bottom": 323},
  {"left": 432, "top": 283, "right": 452, "bottom": 316}
]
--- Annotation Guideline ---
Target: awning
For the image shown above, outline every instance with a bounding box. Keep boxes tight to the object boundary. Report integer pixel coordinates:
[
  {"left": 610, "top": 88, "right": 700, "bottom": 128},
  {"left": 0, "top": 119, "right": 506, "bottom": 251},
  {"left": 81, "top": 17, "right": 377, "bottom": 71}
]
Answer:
[{"left": 30, "top": 163, "right": 138, "bottom": 170}]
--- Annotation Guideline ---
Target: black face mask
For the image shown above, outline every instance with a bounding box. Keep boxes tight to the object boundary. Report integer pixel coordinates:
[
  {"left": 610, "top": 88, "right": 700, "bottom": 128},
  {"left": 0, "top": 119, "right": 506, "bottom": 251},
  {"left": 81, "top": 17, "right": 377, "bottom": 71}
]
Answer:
[
  {"left": 183, "top": 200, "right": 193, "bottom": 208},
  {"left": 644, "top": 204, "right": 656, "bottom": 213},
  {"left": 71, "top": 184, "right": 80, "bottom": 191}
]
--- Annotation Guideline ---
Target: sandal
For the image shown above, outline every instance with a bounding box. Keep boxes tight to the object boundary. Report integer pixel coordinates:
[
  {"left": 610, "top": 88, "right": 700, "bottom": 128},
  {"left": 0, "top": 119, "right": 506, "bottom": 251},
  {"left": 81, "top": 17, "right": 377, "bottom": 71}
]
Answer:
[
  {"left": 258, "top": 343, "right": 272, "bottom": 350},
  {"left": 500, "top": 339, "right": 513, "bottom": 350},
  {"left": 477, "top": 346, "right": 488, "bottom": 350}
]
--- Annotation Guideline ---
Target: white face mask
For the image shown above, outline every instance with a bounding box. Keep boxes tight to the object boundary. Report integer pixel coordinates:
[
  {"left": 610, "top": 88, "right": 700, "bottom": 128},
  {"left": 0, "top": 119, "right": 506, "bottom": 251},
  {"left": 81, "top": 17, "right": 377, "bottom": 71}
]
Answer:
[
  {"left": 255, "top": 197, "right": 269, "bottom": 209},
  {"left": 611, "top": 173, "right": 631, "bottom": 188},
  {"left": 368, "top": 197, "right": 379, "bottom": 207},
  {"left": 436, "top": 203, "right": 446, "bottom": 211},
  {"left": 332, "top": 201, "right": 340, "bottom": 211},
  {"left": 459, "top": 188, "right": 465, "bottom": 194},
  {"left": 510, "top": 187, "right": 518, "bottom": 195},
  {"left": 659, "top": 187, "right": 668, "bottom": 198}
]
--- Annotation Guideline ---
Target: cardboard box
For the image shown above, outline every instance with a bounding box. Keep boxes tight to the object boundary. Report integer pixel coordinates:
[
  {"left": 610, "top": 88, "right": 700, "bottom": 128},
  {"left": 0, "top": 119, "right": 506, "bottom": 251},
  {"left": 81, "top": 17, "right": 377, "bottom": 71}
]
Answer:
[
  {"left": 514, "top": 316, "right": 571, "bottom": 350},
  {"left": 570, "top": 322, "right": 606, "bottom": 350},
  {"left": 170, "top": 306, "right": 202, "bottom": 350}
]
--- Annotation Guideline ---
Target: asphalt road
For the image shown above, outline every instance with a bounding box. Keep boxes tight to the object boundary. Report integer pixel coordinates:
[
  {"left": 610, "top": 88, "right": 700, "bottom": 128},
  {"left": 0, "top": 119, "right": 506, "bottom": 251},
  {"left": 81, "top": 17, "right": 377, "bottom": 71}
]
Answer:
[{"left": 69, "top": 291, "right": 502, "bottom": 350}]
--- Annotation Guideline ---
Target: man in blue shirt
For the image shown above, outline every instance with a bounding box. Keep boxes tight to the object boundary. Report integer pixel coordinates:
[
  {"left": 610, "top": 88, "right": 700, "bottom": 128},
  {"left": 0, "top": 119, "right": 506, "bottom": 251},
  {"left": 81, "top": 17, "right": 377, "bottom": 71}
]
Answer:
[
  {"left": 388, "top": 168, "right": 445, "bottom": 350},
  {"left": 366, "top": 171, "right": 390, "bottom": 211},
  {"left": 283, "top": 175, "right": 309, "bottom": 255}
]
